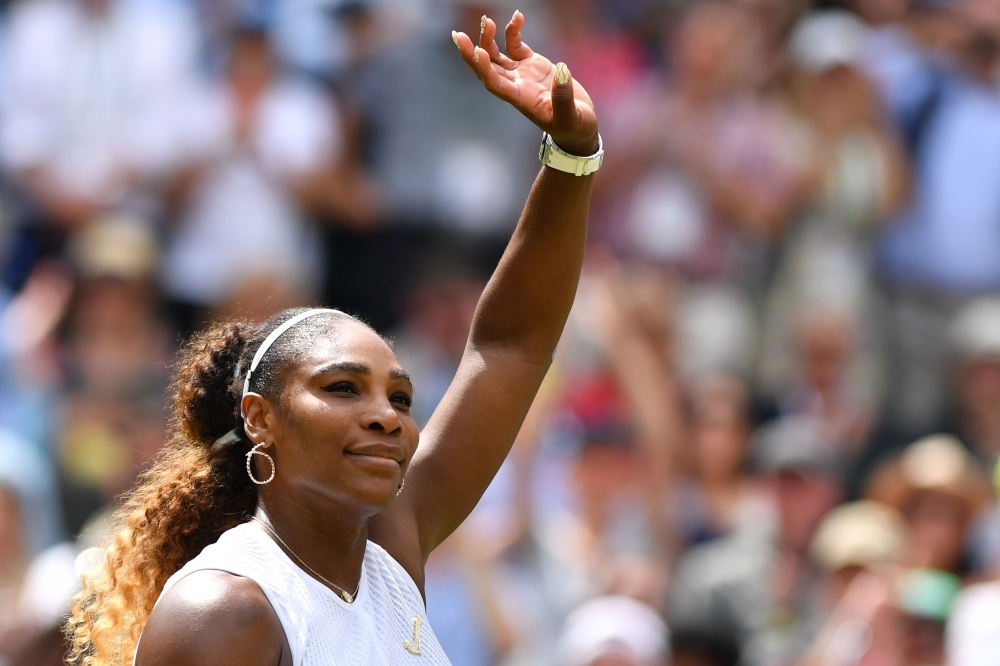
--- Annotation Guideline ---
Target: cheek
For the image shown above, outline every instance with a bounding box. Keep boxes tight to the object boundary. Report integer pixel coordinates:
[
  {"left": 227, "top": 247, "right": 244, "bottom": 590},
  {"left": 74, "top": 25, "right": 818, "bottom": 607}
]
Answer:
[
  {"left": 281, "top": 394, "right": 356, "bottom": 457},
  {"left": 402, "top": 427, "right": 420, "bottom": 464}
]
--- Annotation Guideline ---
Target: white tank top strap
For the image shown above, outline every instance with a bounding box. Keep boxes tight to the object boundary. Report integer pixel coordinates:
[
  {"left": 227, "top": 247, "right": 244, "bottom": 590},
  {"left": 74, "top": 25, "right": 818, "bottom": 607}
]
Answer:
[{"left": 145, "top": 522, "right": 451, "bottom": 665}]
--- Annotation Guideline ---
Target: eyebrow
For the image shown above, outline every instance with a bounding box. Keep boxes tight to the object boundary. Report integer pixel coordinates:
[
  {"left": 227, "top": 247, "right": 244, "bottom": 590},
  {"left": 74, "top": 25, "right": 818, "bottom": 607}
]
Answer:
[
  {"left": 311, "top": 361, "right": 412, "bottom": 386},
  {"left": 389, "top": 368, "right": 412, "bottom": 385},
  {"left": 311, "top": 361, "right": 371, "bottom": 379}
]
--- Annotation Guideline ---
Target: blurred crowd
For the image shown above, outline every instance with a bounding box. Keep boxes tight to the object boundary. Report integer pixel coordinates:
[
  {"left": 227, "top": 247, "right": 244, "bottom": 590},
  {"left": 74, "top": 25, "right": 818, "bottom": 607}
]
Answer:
[{"left": 1, "top": 0, "right": 1000, "bottom": 664}]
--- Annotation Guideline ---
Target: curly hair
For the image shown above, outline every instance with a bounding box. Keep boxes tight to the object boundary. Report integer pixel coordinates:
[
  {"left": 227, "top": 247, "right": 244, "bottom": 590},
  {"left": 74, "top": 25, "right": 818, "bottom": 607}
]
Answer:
[{"left": 65, "top": 308, "right": 363, "bottom": 666}]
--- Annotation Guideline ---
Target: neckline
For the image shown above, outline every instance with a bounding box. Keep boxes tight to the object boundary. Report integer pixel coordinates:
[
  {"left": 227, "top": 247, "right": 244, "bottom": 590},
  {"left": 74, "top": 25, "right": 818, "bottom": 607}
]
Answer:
[{"left": 246, "top": 521, "right": 369, "bottom": 611}]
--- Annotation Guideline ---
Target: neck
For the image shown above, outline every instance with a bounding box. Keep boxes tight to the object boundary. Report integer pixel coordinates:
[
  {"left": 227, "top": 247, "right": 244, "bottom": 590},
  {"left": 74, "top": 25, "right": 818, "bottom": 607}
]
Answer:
[{"left": 256, "top": 494, "right": 370, "bottom": 596}]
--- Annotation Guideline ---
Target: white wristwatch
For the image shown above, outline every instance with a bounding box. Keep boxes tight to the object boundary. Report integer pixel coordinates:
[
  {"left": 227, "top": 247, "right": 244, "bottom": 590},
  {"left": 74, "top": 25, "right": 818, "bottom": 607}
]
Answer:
[{"left": 538, "top": 132, "right": 604, "bottom": 176}]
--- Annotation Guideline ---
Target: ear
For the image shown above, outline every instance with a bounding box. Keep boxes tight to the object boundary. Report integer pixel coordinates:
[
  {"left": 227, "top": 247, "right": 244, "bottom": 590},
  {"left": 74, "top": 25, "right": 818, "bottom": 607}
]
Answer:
[{"left": 242, "top": 393, "right": 276, "bottom": 447}]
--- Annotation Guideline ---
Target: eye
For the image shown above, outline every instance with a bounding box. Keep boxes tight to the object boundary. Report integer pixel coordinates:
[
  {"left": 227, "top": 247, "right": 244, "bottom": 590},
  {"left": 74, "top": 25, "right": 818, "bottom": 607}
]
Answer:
[
  {"left": 323, "top": 381, "right": 358, "bottom": 395},
  {"left": 391, "top": 392, "right": 413, "bottom": 409}
]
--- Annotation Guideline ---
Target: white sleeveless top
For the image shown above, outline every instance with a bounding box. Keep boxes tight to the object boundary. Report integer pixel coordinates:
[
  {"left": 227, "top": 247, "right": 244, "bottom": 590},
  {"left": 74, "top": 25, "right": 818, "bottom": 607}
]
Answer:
[{"left": 149, "top": 522, "right": 452, "bottom": 665}]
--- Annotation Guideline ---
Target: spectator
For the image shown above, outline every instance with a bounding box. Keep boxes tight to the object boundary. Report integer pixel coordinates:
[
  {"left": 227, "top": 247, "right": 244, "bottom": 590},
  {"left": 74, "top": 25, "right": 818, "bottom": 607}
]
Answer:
[
  {"left": 612, "top": 2, "right": 812, "bottom": 277},
  {"left": 668, "top": 416, "right": 845, "bottom": 666},
  {"left": 162, "top": 26, "right": 350, "bottom": 315},
  {"left": 947, "top": 297, "right": 1000, "bottom": 464},
  {"left": 866, "top": 435, "right": 992, "bottom": 574},
  {"left": 803, "top": 501, "right": 908, "bottom": 666},
  {"left": 390, "top": 255, "right": 487, "bottom": 427},
  {"left": 898, "top": 568, "right": 962, "bottom": 666},
  {"left": 879, "top": 0, "right": 1000, "bottom": 433},
  {"left": 590, "top": 264, "right": 768, "bottom": 552},
  {"left": 554, "top": 595, "right": 669, "bottom": 666},
  {"left": 756, "top": 9, "right": 908, "bottom": 454},
  {"left": 0, "top": 428, "right": 63, "bottom": 656},
  {"left": 58, "top": 216, "right": 171, "bottom": 533},
  {"left": 0, "top": 0, "right": 200, "bottom": 280}
]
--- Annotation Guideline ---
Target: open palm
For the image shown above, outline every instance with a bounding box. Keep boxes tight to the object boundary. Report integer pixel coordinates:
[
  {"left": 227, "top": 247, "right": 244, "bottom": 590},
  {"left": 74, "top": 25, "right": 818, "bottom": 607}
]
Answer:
[{"left": 454, "top": 12, "right": 599, "bottom": 156}]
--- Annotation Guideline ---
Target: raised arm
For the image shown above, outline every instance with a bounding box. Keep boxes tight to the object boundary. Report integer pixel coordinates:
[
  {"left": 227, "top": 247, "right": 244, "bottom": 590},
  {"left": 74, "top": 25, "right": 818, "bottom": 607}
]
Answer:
[{"left": 369, "top": 12, "right": 598, "bottom": 565}]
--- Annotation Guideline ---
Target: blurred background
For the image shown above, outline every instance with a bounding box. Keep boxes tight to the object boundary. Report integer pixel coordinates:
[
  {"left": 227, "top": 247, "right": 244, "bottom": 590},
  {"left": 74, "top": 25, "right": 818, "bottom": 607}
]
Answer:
[{"left": 1, "top": 0, "right": 1000, "bottom": 664}]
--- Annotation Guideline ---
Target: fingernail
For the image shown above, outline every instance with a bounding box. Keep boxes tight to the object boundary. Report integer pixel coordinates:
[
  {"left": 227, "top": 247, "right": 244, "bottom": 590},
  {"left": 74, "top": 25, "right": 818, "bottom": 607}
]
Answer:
[
  {"left": 480, "top": 15, "right": 487, "bottom": 35},
  {"left": 555, "top": 62, "right": 570, "bottom": 85},
  {"left": 475, "top": 46, "right": 481, "bottom": 64},
  {"left": 513, "top": 9, "right": 520, "bottom": 21},
  {"left": 452, "top": 30, "right": 459, "bottom": 48}
]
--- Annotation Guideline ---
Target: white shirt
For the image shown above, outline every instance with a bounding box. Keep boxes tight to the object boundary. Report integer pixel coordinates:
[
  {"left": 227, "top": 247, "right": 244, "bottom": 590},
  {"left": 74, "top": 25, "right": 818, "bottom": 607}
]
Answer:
[
  {"left": 151, "top": 522, "right": 452, "bottom": 665},
  {"left": 162, "top": 80, "right": 337, "bottom": 305},
  {"left": 0, "top": 0, "right": 198, "bottom": 202}
]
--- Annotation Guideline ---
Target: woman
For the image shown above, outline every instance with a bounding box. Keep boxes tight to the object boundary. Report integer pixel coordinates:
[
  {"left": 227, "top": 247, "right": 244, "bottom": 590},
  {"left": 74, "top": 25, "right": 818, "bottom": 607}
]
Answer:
[{"left": 66, "top": 11, "right": 600, "bottom": 666}]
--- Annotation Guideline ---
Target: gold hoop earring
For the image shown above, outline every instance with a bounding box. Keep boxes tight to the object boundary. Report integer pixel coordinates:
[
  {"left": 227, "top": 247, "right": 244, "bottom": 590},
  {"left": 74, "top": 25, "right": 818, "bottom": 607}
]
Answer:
[{"left": 246, "top": 442, "right": 275, "bottom": 485}]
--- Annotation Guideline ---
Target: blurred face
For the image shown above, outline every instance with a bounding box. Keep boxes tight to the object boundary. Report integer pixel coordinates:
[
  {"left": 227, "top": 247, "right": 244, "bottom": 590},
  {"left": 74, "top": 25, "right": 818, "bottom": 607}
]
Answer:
[
  {"left": 904, "top": 491, "right": 967, "bottom": 571},
  {"left": 574, "top": 444, "right": 638, "bottom": 517},
  {"left": 229, "top": 34, "right": 274, "bottom": 98},
  {"left": 795, "top": 65, "right": 881, "bottom": 137},
  {"left": 800, "top": 315, "right": 853, "bottom": 393},
  {"left": 589, "top": 656, "right": 648, "bottom": 666},
  {"left": 673, "top": 6, "right": 748, "bottom": 97},
  {"left": 73, "top": 279, "right": 152, "bottom": 341},
  {"left": 957, "top": 358, "right": 1000, "bottom": 415},
  {"left": 901, "top": 617, "right": 945, "bottom": 666},
  {"left": 771, "top": 471, "right": 843, "bottom": 552},
  {"left": 0, "top": 486, "right": 22, "bottom": 571},
  {"left": 852, "top": 0, "right": 908, "bottom": 25},
  {"left": 409, "top": 279, "right": 484, "bottom": 360},
  {"left": 692, "top": 399, "right": 749, "bottom": 484},
  {"left": 252, "top": 322, "right": 419, "bottom": 517}
]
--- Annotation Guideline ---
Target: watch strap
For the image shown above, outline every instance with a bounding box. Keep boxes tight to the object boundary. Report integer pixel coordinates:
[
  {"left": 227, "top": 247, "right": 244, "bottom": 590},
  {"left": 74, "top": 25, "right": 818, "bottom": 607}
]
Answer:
[{"left": 538, "top": 132, "right": 603, "bottom": 176}]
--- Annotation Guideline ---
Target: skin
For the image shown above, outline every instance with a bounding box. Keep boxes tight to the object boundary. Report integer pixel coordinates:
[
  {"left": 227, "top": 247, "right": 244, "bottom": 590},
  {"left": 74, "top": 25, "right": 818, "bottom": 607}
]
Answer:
[{"left": 137, "top": 11, "right": 598, "bottom": 666}]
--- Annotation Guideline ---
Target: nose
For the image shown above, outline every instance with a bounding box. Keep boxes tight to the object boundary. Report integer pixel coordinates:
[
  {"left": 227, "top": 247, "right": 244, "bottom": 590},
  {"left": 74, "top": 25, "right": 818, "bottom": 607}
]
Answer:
[{"left": 365, "top": 397, "right": 403, "bottom": 435}]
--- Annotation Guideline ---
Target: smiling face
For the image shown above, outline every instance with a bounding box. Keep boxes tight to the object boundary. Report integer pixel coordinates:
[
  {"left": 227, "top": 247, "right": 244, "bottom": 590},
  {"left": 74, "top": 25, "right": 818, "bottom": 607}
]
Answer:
[{"left": 243, "top": 319, "right": 419, "bottom": 520}]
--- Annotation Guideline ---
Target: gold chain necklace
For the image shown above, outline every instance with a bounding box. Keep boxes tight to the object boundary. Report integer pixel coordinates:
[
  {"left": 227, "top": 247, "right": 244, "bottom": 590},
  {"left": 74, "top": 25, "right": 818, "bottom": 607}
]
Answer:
[{"left": 251, "top": 515, "right": 360, "bottom": 603}]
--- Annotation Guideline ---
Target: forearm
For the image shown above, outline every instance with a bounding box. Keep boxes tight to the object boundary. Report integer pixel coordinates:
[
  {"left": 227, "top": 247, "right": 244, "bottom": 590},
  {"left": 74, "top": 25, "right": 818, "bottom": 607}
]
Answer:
[{"left": 469, "top": 165, "right": 594, "bottom": 361}]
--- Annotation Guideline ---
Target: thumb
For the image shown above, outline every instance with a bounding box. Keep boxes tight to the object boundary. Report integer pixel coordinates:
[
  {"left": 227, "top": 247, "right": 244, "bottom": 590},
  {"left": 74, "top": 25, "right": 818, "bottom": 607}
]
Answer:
[{"left": 550, "top": 62, "right": 578, "bottom": 135}]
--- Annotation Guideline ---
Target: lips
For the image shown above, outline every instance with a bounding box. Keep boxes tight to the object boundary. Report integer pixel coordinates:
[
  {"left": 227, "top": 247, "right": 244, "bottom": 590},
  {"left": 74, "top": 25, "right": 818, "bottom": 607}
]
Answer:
[{"left": 343, "top": 441, "right": 404, "bottom": 466}]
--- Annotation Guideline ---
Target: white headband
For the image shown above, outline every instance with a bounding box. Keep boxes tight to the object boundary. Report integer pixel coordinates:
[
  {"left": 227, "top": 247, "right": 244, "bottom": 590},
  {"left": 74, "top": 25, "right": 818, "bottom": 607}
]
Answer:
[{"left": 241, "top": 308, "right": 343, "bottom": 415}]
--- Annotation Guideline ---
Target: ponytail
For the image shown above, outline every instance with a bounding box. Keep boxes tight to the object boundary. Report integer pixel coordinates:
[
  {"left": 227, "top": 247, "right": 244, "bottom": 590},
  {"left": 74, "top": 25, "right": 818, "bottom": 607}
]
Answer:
[{"left": 66, "top": 321, "right": 258, "bottom": 666}]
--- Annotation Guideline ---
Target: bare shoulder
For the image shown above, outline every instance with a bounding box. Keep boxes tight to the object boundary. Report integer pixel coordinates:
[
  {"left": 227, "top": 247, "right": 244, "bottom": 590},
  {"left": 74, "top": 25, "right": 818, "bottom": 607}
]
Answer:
[{"left": 135, "top": 569, "right": 291, "bottom": 666}]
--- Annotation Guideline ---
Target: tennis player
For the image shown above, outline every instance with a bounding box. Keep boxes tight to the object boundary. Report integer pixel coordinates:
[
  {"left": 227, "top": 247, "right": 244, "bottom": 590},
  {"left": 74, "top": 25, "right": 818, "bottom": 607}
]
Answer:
[{"left": 67, "top": 10, "right": 601, "bottom": 666}]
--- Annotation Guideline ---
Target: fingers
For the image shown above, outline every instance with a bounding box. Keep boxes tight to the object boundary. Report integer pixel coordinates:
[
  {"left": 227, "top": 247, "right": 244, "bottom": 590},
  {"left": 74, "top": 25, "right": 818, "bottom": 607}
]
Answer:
[
  {"left": 475, "top": 45, "right": 519, "bottom": 94},
  {"left": 478, "top": 16, "right": 516, "bottom": 70},
  {"left": 504, "top": 10, "right": 533, "bottom": 60},
  {"left": 453, "top": 30, "right": 517, "bottom": 93},
  {"left": 550, "top": 62, "right": 579, "bottom": 134},
  {"left": 453, "top": 30, "right": 481, "bottom": 79}
]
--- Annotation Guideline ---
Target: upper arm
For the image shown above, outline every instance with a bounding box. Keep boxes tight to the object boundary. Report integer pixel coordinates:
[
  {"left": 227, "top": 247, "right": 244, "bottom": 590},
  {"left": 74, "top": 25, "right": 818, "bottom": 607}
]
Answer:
[
  {"left": 371, "top": 344, "right": 549, "bottom": 569},
  {"left": 135, "top": 570, "right": 290, "bottom": 666}
]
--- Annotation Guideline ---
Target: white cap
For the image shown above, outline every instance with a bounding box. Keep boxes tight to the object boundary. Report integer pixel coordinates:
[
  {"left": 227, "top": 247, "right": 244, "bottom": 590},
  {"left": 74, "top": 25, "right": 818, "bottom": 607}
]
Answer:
[
  {"left": 945, "top": 582, "right": 1000, "bottom": 666},
  {"left": 555, "top": 596, "right": 669, "bottom": 666},
  {"left": 951, "top": 297, "right": 1000, "bottom": 360},
  {"left": 789, "top": 10, "right": 871, "bottom": 73}
]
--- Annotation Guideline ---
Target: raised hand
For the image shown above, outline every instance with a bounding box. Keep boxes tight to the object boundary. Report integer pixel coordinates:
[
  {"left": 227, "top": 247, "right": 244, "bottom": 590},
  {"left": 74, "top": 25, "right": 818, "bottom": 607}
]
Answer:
[{"left": 453, "top": 12, "right": 598, "bottom": 156}]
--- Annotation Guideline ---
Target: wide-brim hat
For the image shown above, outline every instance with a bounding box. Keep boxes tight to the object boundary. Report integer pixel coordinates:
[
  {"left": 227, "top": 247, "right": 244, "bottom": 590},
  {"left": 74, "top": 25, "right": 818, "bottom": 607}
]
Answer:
[{"left": 865, "top": 435, "right": 992, "bottom": 519}]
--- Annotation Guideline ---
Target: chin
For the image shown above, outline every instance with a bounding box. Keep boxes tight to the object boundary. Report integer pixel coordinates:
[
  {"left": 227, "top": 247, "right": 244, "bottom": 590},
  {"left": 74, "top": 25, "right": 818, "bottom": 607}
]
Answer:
[{"left": 351, "top": 479, "right": 403, "bottom": 512}]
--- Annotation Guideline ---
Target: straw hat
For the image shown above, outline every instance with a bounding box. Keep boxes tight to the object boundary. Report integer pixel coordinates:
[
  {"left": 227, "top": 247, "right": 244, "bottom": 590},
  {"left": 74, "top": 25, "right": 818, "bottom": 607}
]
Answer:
[
  {"left": 865, "top": 435, "right": 992, "bottom": 518},
  {"left": 810, "top": 500, "right": 907, "bottom": 572}
]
